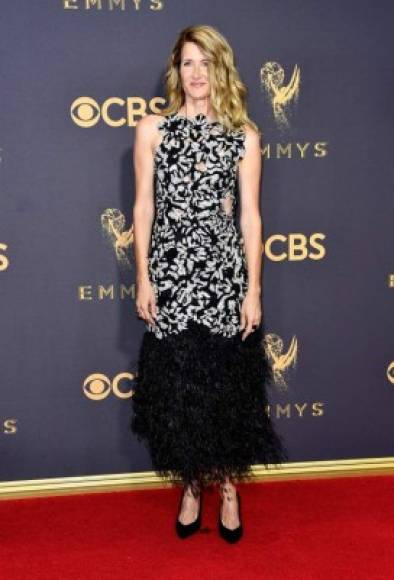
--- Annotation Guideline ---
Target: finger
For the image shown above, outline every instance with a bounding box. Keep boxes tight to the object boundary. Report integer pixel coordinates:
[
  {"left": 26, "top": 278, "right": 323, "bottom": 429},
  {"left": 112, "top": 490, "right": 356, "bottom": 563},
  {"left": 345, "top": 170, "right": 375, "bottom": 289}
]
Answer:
[
  {"left": 137, "top": 306, "right": 148, "bottom": 322},
  {"left": 241, "top": 314, "right": 250, "bottom": 341},
  {"left": 245, "top": 314, "right": 260, "bottom": 339},
  {"left": 151, "top": 298, "right": 158, "bottom": 320},
  {"left": 239, "top": 308, "right": 246, "bottom": 330},
  {"left": 146, "top": 304, "right": 155, "bottom": 326},
  {"left": 244, "top": 322, "right": 254, "bottom": 340},
  {"left": 242, "top": 328, "right": 251, "bottom": 341},
  {"left": 148, "top": 305, "right": 155, "bottom": 325}
]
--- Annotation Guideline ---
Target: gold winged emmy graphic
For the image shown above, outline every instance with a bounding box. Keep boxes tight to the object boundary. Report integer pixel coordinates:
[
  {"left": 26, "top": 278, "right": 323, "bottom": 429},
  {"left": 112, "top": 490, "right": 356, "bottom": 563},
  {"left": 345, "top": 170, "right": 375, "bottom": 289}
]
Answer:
[
  {"left": 263, "top": 333, "right": 298, "bottom": 390},
  {"left": 101, "top": 209, "right": 134, "bottom": 271},
  {"left": 260, "top": 62, "right": 301, "bottom": 130}
]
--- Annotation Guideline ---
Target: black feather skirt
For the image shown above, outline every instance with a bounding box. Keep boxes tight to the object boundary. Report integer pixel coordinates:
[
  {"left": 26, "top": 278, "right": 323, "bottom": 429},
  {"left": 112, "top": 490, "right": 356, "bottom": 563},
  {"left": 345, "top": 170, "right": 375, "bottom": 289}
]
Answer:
[{"left": 130, "top": 320, "right": 288, "bottom": 488}]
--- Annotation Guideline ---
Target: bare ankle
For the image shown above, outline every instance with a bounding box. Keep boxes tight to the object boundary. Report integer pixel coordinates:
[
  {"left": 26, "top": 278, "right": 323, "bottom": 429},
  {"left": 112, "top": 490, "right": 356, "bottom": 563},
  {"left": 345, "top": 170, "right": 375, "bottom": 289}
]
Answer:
[
  {"left": 184, "top": 480, "right": 201, "bottom": 499},
  {"left": 220, "top": 480, "right": 237, "bottom": 500}
]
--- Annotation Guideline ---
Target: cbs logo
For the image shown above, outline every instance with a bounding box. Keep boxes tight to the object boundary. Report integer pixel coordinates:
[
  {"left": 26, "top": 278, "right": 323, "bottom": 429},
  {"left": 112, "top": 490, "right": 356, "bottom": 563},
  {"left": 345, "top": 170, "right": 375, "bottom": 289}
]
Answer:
[
  {"left": 1, "top": 419, "right": 18, "bottom": 434},
  {"left": 264, "top": 233, "right": 326, "bottom": 261},
  {"left": 387, "top": 361, "right": 394, "bottom": 385},
  {"left": 0, "top": 243, "right": 10, "bottom": 272},
  {"left": 70, "top": 96, "right": 164, "bottom": 128},
  {"left": 83, "top": 372, "right": 137, "bottom": 400}
]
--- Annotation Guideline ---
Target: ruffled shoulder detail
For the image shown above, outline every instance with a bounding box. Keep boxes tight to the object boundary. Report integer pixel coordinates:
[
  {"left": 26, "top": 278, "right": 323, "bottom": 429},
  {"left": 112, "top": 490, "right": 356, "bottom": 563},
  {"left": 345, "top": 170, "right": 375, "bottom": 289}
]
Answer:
[
  {"left": 158, "top": 112, "right": 244, "bottom": 134},
  {"left": 230, "top": 128, "right": 246, "bottom": 160},
  {"left": 156, "top": 113, "right": 180, "bottom": 133},
  {"left": 157, "top": 112, "right": 222, "bottom": 132},
  {"left": 155, "top": 112, "right": 246, "bottom": 162}
]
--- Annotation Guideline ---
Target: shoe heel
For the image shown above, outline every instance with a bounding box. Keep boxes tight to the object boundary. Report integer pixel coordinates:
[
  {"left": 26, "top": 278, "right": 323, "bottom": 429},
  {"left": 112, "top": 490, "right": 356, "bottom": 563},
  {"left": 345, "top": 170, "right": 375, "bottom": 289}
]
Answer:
[{"left": 218, "top": 490, "right": 243, "bottom": 543}]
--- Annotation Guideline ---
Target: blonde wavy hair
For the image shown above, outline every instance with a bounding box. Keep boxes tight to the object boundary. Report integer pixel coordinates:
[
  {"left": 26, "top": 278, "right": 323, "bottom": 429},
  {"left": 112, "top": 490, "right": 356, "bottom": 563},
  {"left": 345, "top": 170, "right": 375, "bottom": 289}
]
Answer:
[{"left": 159, "top": 25, "right": 261, "bottom": 136}]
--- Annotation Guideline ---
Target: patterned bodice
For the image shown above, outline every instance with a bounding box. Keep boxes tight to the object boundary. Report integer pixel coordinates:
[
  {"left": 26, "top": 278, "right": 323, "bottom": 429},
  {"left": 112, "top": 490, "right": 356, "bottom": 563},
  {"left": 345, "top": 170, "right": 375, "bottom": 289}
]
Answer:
[
  {"left": 153, "top": 112, "right": 246, "bottom": 228},
  {"left": 147, "top": 112, "right": 248, "bottom": 339}
]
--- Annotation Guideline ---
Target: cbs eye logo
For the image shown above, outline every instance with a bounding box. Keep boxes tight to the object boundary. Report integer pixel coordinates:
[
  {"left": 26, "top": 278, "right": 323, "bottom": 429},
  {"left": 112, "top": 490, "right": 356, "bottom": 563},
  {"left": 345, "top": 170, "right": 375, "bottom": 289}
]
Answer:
[
  {"left": 71, "top": 97, "right": 101, "bottom": 128},
  {"left": 387, "top": 361, "right": 394, "bottom": 385},
  {"left": 70, "top": 96, "right": 165, "bottom": 128},
  {"left": 83, "top": 372, "right": 137, "bottom": 400}
]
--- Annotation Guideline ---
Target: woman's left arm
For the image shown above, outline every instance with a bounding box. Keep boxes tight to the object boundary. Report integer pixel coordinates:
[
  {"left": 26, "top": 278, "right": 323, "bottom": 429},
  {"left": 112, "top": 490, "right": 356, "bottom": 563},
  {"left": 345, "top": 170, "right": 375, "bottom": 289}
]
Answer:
[{"left": 238, "top": 124, "right": 263, "bottom": 341}]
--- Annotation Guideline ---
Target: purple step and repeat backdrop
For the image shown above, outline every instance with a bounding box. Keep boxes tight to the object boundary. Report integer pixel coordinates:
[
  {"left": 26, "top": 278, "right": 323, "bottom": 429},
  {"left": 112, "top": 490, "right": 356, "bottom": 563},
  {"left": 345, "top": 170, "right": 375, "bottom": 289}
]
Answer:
[{"left": 1, "top": 1, "right": 393, "bottom": 483}]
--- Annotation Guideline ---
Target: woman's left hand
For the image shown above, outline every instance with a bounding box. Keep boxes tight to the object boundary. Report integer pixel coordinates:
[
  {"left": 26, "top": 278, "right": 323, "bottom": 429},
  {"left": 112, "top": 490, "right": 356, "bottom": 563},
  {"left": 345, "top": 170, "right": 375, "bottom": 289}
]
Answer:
[{"left": 239, "top": 289, "right": 262, "bottom": 341}]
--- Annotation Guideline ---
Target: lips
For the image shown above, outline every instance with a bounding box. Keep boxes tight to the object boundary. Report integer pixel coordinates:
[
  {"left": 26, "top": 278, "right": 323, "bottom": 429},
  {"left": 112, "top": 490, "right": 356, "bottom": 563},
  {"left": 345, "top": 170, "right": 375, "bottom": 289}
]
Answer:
[{"left": 191, "top": 83, "right": 205, "bottom": 87}]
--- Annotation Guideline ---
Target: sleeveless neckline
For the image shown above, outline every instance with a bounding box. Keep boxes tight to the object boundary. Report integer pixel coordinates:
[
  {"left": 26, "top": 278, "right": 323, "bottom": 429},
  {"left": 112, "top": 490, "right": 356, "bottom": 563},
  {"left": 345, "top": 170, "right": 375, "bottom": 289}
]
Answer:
[{"left": 172, "top": 112, "right": 221, "bottom": 126}]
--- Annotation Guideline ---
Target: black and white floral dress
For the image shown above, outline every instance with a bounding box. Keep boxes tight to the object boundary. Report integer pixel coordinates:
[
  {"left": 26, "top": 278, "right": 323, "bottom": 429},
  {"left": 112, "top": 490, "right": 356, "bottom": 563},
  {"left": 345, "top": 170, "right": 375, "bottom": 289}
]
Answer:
[{"left": 131, "top": 112, "right": 287, "bottom": 487}]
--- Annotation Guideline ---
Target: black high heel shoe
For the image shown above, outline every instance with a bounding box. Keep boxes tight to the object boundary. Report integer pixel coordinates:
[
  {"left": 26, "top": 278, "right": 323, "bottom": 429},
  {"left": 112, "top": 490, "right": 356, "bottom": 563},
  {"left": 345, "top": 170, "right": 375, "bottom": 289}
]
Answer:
[
  {"left": 218, "top": 489, "right": 243, "bottom": 543},
  {"left": 175, "top": 485, "right": 202, "bottom": 539}
]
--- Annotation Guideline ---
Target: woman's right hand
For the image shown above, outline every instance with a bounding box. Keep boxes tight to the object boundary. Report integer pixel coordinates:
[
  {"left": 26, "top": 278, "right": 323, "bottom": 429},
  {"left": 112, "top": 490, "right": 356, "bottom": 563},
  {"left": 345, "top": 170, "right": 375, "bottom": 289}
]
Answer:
[{"left": 135, "top": 277, "right": 158, "bottom": 327}]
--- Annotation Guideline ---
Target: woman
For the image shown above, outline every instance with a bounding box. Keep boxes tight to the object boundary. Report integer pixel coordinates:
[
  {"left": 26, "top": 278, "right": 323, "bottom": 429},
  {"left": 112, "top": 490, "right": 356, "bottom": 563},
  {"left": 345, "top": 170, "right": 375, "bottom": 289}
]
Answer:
[{"left": 131, "top": 24, "right": 288, "bottom": 543}]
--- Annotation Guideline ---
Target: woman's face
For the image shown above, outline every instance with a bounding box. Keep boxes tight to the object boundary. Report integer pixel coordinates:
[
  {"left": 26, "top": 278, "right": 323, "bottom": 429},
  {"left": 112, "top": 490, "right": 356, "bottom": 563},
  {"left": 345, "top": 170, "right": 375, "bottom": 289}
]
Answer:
[{"left": 179, "top": 41, "right": 211, "bottom": 103}]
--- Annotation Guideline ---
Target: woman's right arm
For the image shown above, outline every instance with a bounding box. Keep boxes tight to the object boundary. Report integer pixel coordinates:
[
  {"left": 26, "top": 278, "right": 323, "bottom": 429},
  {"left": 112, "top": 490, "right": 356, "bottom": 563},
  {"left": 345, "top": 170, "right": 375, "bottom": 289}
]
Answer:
[{"left": 132, "top": 115, "right": 157, "bottom": 326}]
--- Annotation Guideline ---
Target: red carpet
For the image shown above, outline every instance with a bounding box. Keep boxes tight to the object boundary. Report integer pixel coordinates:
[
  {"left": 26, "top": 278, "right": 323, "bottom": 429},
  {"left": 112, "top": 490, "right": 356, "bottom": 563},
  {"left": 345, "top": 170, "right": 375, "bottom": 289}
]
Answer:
[{"left": 1, "top": 474, "right": 393, "bottom": 579}]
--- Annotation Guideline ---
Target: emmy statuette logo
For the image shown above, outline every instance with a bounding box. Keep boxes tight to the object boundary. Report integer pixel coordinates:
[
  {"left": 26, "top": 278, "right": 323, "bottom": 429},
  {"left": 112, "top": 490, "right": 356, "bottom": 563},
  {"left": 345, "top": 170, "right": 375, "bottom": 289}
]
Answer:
[
  {"left": 264, "top": 333, "right": 298, "bottom": 390},
  {"left": 101, "top": 209, "right": 134, "bottom": 271},
  {"left": 260, "top": 62, "right": 301, "bottom": 130}
]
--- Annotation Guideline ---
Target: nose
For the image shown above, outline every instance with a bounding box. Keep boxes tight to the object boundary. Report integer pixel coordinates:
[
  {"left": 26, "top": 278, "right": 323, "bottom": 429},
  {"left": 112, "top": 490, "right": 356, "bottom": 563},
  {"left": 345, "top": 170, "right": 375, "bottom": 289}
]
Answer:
[{"left": 191, "top": 63, "right": 205, "bottom": 78}]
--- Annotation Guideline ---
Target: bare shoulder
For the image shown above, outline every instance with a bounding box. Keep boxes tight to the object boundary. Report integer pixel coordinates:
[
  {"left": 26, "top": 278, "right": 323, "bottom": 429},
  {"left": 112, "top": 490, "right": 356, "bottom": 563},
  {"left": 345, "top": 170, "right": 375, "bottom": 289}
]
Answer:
[
  {"left": 239, "top": 122, "right": 261, "bottom": 161},
  {"left": 135, "top": 113, "right": 166, "bottom": 133},
  {"left": 135, "top": 113, "right": 166, "bottom": 154},
  {"left": 242, "top": 122, "right": 260, "bottom": 144}
]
